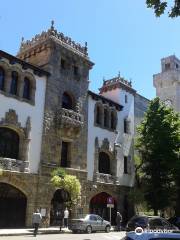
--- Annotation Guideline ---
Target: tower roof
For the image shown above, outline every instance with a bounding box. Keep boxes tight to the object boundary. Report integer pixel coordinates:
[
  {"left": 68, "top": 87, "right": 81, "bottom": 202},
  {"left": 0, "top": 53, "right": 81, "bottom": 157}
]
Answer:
[
  {"left": 99, "top": 74, "right": 136, "bottom": 95},
  {"left": 18, "top": 21, "right": 89, "bottom": 59}
]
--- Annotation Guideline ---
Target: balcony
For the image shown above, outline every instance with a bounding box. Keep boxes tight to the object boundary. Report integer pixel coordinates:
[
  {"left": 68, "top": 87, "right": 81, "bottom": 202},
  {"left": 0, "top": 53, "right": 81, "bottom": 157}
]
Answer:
[
  {"left": 55, "top": 108, "right": 84, "bottom": 138},
  {"left": 95, "top": 172, "right": 117, "bottom": 184},
  {"left": 0, "top": 157, "right": 29, "bottom": 172}
]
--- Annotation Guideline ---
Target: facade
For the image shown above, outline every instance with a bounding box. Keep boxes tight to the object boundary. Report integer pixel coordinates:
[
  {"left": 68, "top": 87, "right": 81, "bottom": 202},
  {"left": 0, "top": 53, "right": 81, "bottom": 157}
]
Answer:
[
  {"left": 153, "top": 55, "right": 180, "bottom": 113},
  {"left": 0, "top": 23, "right": 149, "bottom": 228},
  {"left": 0, "top": 50, "right": 48, "bottom": 227}
]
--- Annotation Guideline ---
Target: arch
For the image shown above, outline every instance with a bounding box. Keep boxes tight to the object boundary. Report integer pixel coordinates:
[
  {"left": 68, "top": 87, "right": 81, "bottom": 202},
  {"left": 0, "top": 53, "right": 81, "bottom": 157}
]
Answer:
[
  {"left": 0, "top": 127, "right": 19, "bottom": 159},
  {"left": 110, "top": 110, "right": 117, "bottom": 130},
  {"left": 50, "top": 189, "right": 70, "bottom": 226},
  {"left": 23, "top": 77, "right": 31, "bottom": 100},
  {"left": 0, "top": 67, "right": 5, "bottom": 91},
  {"left": 104, "top": 107, "right": 109, "bottom": 128},
  {"left": 0, "top": 183, "right": 27, "bottom": 228},
  {"left": 62, "top": 92, "right": 74, "bottom": 110},
  {"left": 10, "top": 71, "right": 18, "bottom": 95},
  {"left": 98, "top": 152, "right": 110, "bottom": 174},
  {"left": 89, "top": 192, "right": 117, "bottom": 225}
]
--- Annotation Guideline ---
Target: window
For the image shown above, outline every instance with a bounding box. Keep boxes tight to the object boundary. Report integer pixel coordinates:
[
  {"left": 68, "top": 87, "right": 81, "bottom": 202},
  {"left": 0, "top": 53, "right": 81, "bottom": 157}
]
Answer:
[
  {"left": 0, "top": 128, "right": 19, "bottom": 159},
  {"left": 62, "top": 92, "right": 73, "bottom": 110},
  {"left": 0, "top": 67, "right": 5, "bottom": 91},
  {"left": 89, "top": 215, "right": 97, "bottom": 221},
  {"left": 124, "top": 119, "right": 128, "bottom": 133},
  {"left": 104, "top": 108, "right": 109, "bottom": 128},
  {"left": 10, "top": 71, "right": 18, "bottom": 95},
  {"left": 124, "top": 156, "right": 128, "bottom": 174},
  {"left": 73, "top": 66, "right": 79, "bottom": 76},
  {"left": 176, "top": 63, "right": 179, "bottom": 69},
  {"left": 96, "top": 105, "right": 101, "bottom": 125},
  {"left": 61, "top": 141, "right": 69, "bottom": 168},
  {"left": 99, "top": 152, "right": 110, "bottom": 174},
  {"left": 165, "top": 63, "right": 170, "bottom": 70},
  {"left": 125, "top": 95, "right": 128, "bottom": 103},
  {"left": 110, "top": 111, "right": 116, "bottom": 130},
  {"left": 61, "top": 59, "right": 66, "bottom": 69},
  {"left": 23, "top": 77, "right": 30, "bottom": 100}
]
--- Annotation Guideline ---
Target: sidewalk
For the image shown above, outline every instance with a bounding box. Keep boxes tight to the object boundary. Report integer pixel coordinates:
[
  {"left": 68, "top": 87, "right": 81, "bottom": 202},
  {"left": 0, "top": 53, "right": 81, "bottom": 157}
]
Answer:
[
  {"left": 0, "top": 227, "right": 71, "bottom": 236},
  {"left": 0, "top": 226, "right": 117, "bottom": 236}
]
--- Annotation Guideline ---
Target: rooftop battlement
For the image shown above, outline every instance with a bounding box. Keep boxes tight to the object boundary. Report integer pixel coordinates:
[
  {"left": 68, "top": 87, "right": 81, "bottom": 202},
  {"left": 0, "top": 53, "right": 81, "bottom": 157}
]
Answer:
[{"left": 18, "top": 21, "right": 88, "bottom": 58}]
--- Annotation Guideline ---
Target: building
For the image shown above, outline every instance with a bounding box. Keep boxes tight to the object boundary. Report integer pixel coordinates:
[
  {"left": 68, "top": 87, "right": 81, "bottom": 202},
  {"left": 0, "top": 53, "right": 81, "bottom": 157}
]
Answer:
[
  {"left": 0, "top": 50, "right": 48, "bottom": 227},
  {"left": 0, "top": 22, "right": 149, "bottom": 227},
  {"left": 153, "top": 55, "right": 180, "bottom": 113}
]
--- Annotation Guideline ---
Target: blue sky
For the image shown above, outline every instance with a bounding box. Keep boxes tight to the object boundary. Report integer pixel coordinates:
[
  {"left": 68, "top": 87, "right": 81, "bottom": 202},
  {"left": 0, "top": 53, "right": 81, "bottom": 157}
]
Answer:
[{"left": 1, "top": 0, "right": 180, "bottom": 99}]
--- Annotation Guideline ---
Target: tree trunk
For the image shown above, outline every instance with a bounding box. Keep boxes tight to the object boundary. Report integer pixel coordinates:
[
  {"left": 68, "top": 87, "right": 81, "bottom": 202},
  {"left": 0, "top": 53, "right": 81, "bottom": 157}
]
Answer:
[{"left": 154, "top": 209, "right": 158, "bottom": 216}]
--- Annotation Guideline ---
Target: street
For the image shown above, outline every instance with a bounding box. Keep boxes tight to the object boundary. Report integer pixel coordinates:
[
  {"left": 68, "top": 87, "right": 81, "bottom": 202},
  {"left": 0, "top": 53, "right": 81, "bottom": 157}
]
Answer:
[{"left": 0, "top": 231, "right": 126, "bottom": 240}]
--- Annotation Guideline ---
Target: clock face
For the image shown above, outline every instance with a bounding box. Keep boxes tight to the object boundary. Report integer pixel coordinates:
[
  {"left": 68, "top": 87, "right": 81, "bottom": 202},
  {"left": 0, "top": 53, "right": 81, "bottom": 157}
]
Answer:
[{"left": 164, "top": 99, "right": 172, "bottom": 107}]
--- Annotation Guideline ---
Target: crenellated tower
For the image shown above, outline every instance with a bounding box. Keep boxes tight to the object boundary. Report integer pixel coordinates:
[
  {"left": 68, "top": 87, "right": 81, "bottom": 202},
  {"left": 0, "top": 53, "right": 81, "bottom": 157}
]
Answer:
[{"left": 18, "top": 21, "right": 94, "bottom": 173}]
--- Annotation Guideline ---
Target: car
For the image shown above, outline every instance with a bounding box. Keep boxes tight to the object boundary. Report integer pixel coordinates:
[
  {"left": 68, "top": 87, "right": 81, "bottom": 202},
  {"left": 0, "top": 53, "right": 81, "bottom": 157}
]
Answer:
[
  {"left": 121, "top": 231, "right": 180, "bottom": 240},
  {"left": 168, "top": 217, "right": 180, "bottom": 229},
  {"left": 126, "top": 215, "right": 178, "bottom": 232},
  {"left": 69, "top": 214, "right": 111, "bottom": 233}
]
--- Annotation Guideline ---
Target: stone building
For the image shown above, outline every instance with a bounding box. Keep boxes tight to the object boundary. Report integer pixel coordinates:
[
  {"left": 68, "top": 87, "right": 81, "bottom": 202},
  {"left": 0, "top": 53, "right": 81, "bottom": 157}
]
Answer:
[
  {"left": 153, "top": 55, "right": 180, "bottom": 113},
  {"left": 0, "top": 22, "right": 149, "bottom": 228}
]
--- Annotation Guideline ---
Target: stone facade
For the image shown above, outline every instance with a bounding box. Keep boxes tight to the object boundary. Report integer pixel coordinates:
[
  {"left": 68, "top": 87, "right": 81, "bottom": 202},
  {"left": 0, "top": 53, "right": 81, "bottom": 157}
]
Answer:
[{"left": 153, "top": 55, "right": 180, "bottom": 113}]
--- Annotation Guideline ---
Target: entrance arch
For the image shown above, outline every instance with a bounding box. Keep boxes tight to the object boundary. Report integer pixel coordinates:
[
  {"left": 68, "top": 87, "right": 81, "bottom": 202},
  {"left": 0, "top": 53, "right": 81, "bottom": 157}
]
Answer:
[
  {"left": 89, "top": 192, "right": 117, "bottom": 225},
  {"left": 0, "top": 183, "right": 27, "bottom": 228},
  {"left": 50, "top": 189, "right": 70, "bottom": 226}
]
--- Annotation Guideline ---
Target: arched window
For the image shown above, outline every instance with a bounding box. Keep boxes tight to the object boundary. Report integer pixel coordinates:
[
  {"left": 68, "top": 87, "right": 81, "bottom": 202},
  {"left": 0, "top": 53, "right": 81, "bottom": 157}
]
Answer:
[
  {"left": 23, "top": 77, "right": 30, "bottom": 100},
  {"left": 110, "top": 111, "right": 116, "bottom": 130},
  {"left": 0, "top": 128, "right": 19, "bottom": 159},
  {"left": 96, "top": 105, "right": 101, "bottom": 125},
  {"left": 104, "top": 108, "right": 109, "bottom": 128},
  {"left": 98, "top": 152, "right": 110, "bottom": 174},
  {"left": 0, "top": 67, "right": 5, "bottom": 91},
  {"left": 10, "top": 71, "right": 18, "bottom": 95},
  {"left": 62, "top": 92, "right": 73, "bottom": 110}
]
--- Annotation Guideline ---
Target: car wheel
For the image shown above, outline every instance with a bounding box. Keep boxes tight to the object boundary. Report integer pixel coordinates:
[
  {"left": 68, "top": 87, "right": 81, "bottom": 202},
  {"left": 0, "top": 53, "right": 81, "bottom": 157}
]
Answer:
[
  {"left": 86, "top": 225, "right": 92, "bottom": 234},
  {"left": 105, "top": 225, "right": 110, "bottom": 233}
]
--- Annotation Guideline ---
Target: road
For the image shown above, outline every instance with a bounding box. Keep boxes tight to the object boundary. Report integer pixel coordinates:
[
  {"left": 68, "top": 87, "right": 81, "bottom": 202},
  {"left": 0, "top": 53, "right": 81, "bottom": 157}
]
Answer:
[{"left": 0, "top": 231, "right": 126, "bottom": 240}]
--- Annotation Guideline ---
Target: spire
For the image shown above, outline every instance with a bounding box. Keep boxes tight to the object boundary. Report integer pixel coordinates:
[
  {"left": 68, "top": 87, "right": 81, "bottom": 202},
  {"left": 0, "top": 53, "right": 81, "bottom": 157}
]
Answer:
[{"left": 51, "top": 20, "right": 55, "bottom": 30}]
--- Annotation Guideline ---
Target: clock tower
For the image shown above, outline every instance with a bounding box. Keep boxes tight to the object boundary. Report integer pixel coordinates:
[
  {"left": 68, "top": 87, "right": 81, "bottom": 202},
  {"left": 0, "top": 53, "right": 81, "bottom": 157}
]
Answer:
[{"left": 153, "top": 55, "right": 180, "bottom": 113}]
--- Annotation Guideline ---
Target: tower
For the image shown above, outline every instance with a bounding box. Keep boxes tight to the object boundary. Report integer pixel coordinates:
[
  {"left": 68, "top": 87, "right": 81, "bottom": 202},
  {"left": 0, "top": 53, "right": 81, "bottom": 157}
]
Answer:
[
  {"left": 17, "top": 21, "right": 94, "bottom": 173},
  {"left": 153, "top": 55, "right": 180, "bottom": 112}
]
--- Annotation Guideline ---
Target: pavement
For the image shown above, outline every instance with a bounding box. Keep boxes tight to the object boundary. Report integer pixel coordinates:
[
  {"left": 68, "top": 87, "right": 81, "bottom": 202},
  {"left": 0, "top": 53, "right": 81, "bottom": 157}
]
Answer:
[{"left": 0, "top": 226, "right": 117, "bottom": 236}]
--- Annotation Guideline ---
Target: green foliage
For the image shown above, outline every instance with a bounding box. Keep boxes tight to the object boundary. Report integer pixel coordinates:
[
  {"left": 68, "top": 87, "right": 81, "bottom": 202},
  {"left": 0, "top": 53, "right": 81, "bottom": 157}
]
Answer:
[
  {"left": 146, "top": 0, "right": 180, "bottom": 18},
  {"left": 136, "top": 97, "right": 180, "bottom": 214},
  {"left": 51, "top": 167, "right": 81, "bottom": 206}
]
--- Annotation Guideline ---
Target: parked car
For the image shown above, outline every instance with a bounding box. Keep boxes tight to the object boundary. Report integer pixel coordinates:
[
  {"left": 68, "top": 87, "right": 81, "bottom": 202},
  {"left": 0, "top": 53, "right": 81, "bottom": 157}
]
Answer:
[
  {"left": 69, "top": 214, "right": 111, "bottom": 233},
  {"left": 126, "top": 215, "right": 178, "bottom": 232},
  {"left": 168, "top": 217, "right": 180, "bottom": 229},
  {"left": 121, "top": 231, "right": 180, "bottom": 240}
]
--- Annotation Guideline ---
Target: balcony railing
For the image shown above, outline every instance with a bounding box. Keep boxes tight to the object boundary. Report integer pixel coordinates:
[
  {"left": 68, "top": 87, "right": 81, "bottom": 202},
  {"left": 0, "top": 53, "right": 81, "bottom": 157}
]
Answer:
[
  {"left": 55, "top": 108, "right": 84, "bottom": 130},
  {"left": 96, "top": 172, "right": 116, "bottom": 184},
  {"left": 0, "top": 157, "right": 29, "bottom": 172}
]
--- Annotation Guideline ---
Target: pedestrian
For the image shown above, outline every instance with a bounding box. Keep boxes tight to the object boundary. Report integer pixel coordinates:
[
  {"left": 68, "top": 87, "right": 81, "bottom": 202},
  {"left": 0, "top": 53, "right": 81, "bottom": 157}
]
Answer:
[
  {"left": 32, "top": 209, "right": 42, "bottom": 237},
  {"left": 116, "top": 211, "right": 122, "bottom": 231},
  {"left": 64, "top": 207, "right": 69, "bottom": 228}
]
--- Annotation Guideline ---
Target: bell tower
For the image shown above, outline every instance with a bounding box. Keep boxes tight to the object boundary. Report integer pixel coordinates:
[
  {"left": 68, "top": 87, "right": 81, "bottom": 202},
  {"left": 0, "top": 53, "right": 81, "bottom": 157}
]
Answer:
[
  {"left": 18, "top": 21, "right": 94, "bottom": 172},
  {"left": 153, "top": 55, "right": 180, "bottom": 112}
]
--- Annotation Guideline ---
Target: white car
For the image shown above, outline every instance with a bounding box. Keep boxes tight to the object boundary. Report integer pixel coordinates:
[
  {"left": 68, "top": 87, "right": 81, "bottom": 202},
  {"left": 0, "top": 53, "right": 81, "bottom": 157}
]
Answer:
[{"left": 121, "top": 231, "right": 180, "bottom": 240}]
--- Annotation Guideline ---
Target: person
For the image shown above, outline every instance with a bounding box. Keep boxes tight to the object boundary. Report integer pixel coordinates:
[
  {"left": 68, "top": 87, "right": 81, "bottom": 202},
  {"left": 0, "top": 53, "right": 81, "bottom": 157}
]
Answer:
[
  {"left": 32, "top": 209, "right": 42, "bottom": 237},
  {"left": 116, "top": 211, "right": 122, "bottom": 231},
  {"left": 59, "top": 210, "right": 64, "bottom": 231},
  {"left": 64, "top": 207, "right": 69, "bottom": 228}
]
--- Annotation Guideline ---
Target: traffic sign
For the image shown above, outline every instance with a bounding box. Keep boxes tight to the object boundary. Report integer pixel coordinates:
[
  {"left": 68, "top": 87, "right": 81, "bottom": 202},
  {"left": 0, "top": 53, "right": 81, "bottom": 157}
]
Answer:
[
  {"left": 107, "top": 204, "right": 114, "bottom": 208},
  {"left": 107, "top": 196, "right": 114, "bottom": 204}
]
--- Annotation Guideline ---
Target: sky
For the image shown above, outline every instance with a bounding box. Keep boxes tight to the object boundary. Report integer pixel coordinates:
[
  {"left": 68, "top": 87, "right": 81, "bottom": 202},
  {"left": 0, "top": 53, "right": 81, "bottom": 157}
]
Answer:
[{"left": 1, "top": 0, "right": 180, "bottom": 100}]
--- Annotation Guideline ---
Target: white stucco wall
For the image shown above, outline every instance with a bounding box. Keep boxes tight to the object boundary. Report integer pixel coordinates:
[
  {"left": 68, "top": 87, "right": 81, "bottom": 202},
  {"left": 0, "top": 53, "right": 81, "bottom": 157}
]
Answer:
[
  {"left": 87, "top": 89, "right": 135, "bottom": 187},
  {"left": 0, "top": 76, "right": 46, "bottom": 173}
]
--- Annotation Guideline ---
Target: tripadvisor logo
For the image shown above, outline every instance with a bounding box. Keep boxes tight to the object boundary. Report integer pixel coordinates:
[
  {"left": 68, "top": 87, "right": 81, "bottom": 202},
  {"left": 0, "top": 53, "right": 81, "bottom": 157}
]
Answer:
[{"left": 135, "top": 227, "right": 173, "bottom": 235}]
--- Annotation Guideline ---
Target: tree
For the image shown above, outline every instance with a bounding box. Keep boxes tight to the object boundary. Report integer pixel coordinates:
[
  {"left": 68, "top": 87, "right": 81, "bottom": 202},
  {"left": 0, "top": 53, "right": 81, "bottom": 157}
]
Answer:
[
  {"left": 51, "top": 168, "right": 81, "bottom": 206},
  {"left": 136, "top": 97, "right": 180, "bottom": 215},
  {"left": 146, "top": 0, "right": 180, "bottom": 18}
]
